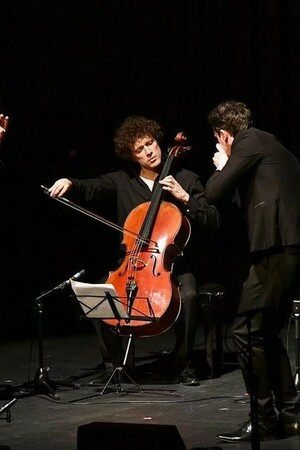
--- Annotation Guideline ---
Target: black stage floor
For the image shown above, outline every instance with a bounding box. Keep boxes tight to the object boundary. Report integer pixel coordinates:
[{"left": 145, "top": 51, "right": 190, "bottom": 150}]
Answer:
[{"left": 0, "top": 322, "right": 299, "bottom": 450}]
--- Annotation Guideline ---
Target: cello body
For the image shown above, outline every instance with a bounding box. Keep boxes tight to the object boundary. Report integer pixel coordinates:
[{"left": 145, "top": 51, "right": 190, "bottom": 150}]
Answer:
[
  {"left": 105, "top": 200, "right": 191, "bottom": 337},
  {"left": 103, "top": 134, "right": 192, "bottom": 337}
]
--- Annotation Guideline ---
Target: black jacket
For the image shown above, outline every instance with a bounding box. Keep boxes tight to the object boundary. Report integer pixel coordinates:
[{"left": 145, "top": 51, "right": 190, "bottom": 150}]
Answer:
[{"left": 205, "top": 127, "right": 300, "bottom": 253}]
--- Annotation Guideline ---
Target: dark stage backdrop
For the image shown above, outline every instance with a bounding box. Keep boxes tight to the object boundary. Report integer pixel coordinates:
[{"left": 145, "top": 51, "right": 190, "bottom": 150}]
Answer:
[{"left": 0, "top": 1, "right": 299, "bottom": 338}]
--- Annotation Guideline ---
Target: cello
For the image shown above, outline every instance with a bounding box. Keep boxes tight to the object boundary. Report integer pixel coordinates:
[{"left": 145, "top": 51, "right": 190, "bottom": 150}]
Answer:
[{"left": 103, "top": 133, "right": 191, "bottom": 337}]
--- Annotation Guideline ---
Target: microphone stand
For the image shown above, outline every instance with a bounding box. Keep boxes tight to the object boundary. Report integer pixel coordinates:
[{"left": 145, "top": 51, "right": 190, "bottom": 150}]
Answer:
[
  {"left": 0, "top": 398, "right": 17, "bottom": 423},
  {"left": 16, "top": 271, "right": 85, "bottom": 400}
]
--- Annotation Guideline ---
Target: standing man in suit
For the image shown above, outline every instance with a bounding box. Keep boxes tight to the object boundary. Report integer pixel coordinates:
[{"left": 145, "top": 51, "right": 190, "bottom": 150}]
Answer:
[{"left": 205, "top": 100, "right": 300, "bottom": 442}]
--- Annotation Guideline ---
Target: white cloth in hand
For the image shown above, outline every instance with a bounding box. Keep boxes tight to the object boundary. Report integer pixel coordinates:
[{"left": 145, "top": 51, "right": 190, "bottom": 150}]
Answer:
[{"left": 213, "top": 144, "right": 228, "bottom": 170}]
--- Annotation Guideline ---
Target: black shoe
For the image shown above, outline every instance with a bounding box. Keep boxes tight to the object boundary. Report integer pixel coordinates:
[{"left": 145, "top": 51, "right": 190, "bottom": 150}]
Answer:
[
  {"left": 87, "top": 372, "right": 112, "bottom": 386},
  {"left": 277, "top": 411, "right": 300, "bottom": 437},
  {"left": 178, "top": 366, "right": 200, "bottom": 386},
  {"left": 87, "top": 365, "right": 115, "bottom": 386},
  {"left": 216, "top": 420, "right": 278, "bottom": 442},
  {"left": 283, "top": 421, "right": 300, "bottom": 436}
]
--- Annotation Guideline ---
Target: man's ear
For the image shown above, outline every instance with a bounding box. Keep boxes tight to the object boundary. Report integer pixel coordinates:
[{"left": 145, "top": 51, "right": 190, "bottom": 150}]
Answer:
[
  {"left": 220, "top": 129, "right": 228, "bottom": 143},
  {"left": 220, "top": 129, "right": 232, "bottom": 144}
]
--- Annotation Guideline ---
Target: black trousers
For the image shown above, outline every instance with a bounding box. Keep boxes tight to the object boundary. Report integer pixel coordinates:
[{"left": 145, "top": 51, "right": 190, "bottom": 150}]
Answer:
[
  {"left": 172, "top": 272, "right": 201, "bottom": 368},
  {"left": 232, "top": 246, "right": 300, "bottom": 424},
  {"left": 94, "top": 272, "right": 201, "bottom": 371}
]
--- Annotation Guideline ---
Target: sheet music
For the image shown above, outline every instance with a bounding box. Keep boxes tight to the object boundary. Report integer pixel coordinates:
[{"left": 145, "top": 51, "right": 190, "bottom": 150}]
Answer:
[{"left": 70, "top": 280, "right": 129, "bottom": 319}]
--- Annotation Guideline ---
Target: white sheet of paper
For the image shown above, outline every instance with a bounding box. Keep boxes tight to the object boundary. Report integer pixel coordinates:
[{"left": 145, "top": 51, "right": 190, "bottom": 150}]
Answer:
[{"left": 70, "top": 280, "right": 129, "bottom": 319}]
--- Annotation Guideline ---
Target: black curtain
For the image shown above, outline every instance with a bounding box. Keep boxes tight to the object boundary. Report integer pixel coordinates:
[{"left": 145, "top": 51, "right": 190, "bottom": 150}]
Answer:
[{"left": 1, "top": 0, "right": 299, "bottom": 336}]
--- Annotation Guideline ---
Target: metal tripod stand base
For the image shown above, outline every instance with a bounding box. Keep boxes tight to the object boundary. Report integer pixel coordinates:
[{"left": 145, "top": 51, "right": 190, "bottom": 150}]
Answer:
[
  {"left": 98, "top": 332, "right": 143, "bottom": 395},
  {"left": 19, "top": 368, "right": 60, "bottom": 400},
  {"left": 99, "top": 365, "right": 143, "bottom": 395},
  {"left": 20, "top": 367, "right": 80, "bottom": 401},
  {"left": 34, "top": 368, "right": 60, "bottom": 400}
]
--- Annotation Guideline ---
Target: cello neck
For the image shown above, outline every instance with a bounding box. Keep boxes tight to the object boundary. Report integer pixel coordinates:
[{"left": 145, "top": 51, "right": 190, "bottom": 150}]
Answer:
[
  {"left": 138, "top": 130, "right": 191, "bottom": 242},
  {"left": 139, "top": 153, "right": 174, "bottom": 241}
]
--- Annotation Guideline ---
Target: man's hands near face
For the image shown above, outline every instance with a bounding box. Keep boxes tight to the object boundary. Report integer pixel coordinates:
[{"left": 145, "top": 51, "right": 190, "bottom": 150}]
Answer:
[{"left": 213, "top": 143, "right": 229, "bottom": 170}]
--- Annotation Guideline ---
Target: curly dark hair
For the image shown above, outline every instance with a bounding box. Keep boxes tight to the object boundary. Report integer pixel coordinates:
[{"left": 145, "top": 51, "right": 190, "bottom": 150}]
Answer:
[
  {"left": 114, "top": 116, "right": 164, "bottom": 161},
  {"left": 207, "top": 100, "right": 252, "bottom": 136}
]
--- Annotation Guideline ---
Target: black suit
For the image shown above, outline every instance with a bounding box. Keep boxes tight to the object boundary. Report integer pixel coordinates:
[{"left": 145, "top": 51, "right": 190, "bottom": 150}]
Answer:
[{"left": 206, "top": 127, "right": 300, "bottom": 426}]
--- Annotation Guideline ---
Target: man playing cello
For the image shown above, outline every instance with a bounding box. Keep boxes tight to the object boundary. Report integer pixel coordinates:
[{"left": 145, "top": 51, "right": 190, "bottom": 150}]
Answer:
[{"left": 48, "top": 115, "right": 220, "bottom": 386}]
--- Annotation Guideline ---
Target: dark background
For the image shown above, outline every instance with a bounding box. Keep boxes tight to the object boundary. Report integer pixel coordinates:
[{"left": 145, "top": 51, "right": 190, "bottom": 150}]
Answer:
[{"left": 1, "top": 1, "right": 300, "bottom": 338}]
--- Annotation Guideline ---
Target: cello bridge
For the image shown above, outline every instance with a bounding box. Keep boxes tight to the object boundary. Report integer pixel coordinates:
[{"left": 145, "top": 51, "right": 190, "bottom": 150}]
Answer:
[{"left": 130, "top": 256, "right": 147, "bottom": 269}]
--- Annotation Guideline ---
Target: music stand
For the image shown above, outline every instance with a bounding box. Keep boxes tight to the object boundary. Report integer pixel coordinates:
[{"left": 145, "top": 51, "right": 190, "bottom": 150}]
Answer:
[{"left": 71, "top": 281, "right": 155, "bottom": 395}]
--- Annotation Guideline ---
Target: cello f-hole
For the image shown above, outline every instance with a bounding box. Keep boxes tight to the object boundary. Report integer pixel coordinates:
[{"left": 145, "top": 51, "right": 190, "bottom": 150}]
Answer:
[{"left": 150, "top": 254, "right": 161, "bottom": 276}]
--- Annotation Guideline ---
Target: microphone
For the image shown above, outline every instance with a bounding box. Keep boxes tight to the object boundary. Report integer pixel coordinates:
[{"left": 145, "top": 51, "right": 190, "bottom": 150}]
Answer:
[{"left": 53, "top": 269, "right": 86, "bottom": 291}]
